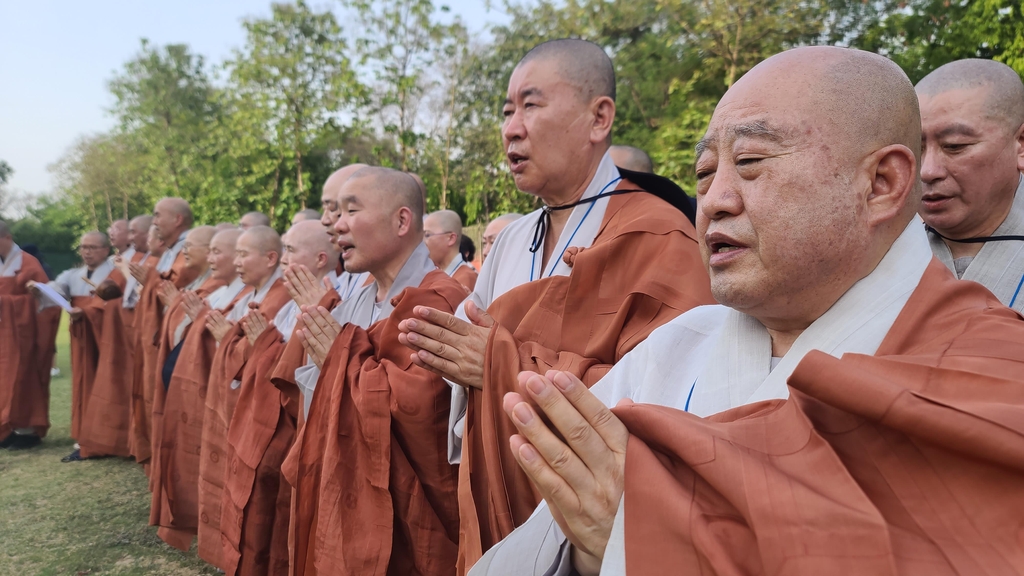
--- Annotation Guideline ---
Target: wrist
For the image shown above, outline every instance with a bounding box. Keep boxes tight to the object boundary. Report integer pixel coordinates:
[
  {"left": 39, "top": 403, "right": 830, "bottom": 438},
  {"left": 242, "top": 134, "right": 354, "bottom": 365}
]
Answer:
[{"left": 570, "top": 545, "right": 601, "bottom": 576}]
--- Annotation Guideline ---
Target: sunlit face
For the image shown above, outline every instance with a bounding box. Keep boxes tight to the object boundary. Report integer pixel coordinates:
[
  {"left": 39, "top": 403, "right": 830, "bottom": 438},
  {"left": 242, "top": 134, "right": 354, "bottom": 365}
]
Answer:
[
  {"left": 147, "top": 226, "right": 166, "bottom": 258},
  {"left": 233, "top": 234, "right": 276, "bottom": 287},
  {"left": 333, "top": 178, "right": 406, "bottom": 274},
  {"left": 481, "top": 219, "right": 512, "bottom": 262},
  {"left": 918, "top": 86, "right": 1024, "bottom": 237},
  {"left": 694, "top": 72, "right": 869, "bottom": 321},
  {"left": 422, "top": 214, "right": 457, "bottom": 267},
  {"left": 107, "top": 221, "right": 129, "bottom": 250},
  {"left": 182, "top": 232, "right": 210, "bottom": 269},
  {"left": 502, "top": 59, "right": 600, "bottom": 199},
  {"left": 280, "top": 230, "right": 323, "bottom": 272},
  {"left": 207, "top": 235, "right": 237, "bottom": 282},
  {"left": 128, "top": 221, "right": 149, "bottom": 252},
  {"left": 320, "top": 188, "right": 341, "bottom": 241},
  {"left": 152, "top": 201, "right": 180, "bottom": 241},
  {"left": 78, "top": 234, "right": 110, "bottom": 268}
]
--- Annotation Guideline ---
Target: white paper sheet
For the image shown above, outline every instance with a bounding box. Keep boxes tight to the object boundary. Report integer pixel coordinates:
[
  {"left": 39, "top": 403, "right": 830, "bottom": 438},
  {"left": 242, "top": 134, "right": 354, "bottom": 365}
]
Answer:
[{"left": 35, "top": 283, "right": 75, "bottom": 313}]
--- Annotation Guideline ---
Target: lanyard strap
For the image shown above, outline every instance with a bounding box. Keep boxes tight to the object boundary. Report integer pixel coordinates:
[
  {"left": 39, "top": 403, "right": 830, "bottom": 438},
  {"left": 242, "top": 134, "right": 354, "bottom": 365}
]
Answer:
[{"left": 925, "top": 224, "right": 1024, "bottom": 243}]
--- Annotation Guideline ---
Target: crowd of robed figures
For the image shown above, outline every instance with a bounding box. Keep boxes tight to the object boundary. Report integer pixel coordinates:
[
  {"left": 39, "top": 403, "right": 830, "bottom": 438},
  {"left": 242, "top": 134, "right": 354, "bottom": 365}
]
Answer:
[{"left": 1, "top": 39, "right": 1024, "bottom": 576}]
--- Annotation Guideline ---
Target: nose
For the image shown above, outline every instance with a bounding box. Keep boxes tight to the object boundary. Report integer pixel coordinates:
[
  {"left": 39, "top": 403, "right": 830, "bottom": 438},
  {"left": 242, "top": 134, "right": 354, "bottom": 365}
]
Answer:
[
  {"left": 919, "top": 143, "right": 946, "bottom": 185},
  {"left": 320, "top": 211, "right": 331, "bottom": 227},
  {"left": 700, "top": 169, "right": 744, "bottom": 222},
  {"left": 333, "top": 212, "right": 349, "bottom": 235},
  {"left": 502, "top": 108, "right": 526, "bottom": 145}
]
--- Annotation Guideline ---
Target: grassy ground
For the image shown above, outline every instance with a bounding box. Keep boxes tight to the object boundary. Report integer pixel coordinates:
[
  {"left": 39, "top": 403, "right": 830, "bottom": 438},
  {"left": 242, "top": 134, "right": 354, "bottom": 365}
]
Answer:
[{"left": 0, "top": 314, "right": 218, "bottom": 576}]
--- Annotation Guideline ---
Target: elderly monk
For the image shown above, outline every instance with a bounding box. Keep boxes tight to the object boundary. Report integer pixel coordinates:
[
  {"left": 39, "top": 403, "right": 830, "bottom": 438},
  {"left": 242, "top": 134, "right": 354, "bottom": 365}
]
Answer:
[
  {"left": 149, "top": 227, "right": 248, "bottom": 551},
  {"left": 240, "top": 211, "right": 272, "bottom": 230},
  {"left": 214, "top": 219, "right": 339, "bottom": 576},
  {"left": 107, "top": 219, "right": 131, "bottom": 255},
  {"left": 26, "top": 232, "right": 113, "bottom": 459},
  {"left": 473, "top": 46, "right": 1024, "bottom": 576},
  {"left": 320, "top": 164, "right": 372, "bottom": 297},
  {"left": 196, "top": 225, "right": 291, "bottom": 570},
  {"left": 397, "top": 38, "right": 713, "bottom": 571},
  {"left": 282, "top": 166, "right": 468, "bottom": 576},
  {"left": 128, "top": 198, "right": 198, "bottom": 465},
  {"left": 916, "top": 59, "right": 1024, "bottom": 313},
  {"left": 0, "top": 221, "right": 60, "bottom": 451},
  {"left": 291, "top": 208, "right": 321, "bottom": 225},
  {"left": 608, "top": 145, "right": 653, "bottom": 173},
  {"left": 425, "top": 209, "right": 478, "bottom": 290},
  {"left": 480, "top": 213, "right": 522, "bottom": 263}
]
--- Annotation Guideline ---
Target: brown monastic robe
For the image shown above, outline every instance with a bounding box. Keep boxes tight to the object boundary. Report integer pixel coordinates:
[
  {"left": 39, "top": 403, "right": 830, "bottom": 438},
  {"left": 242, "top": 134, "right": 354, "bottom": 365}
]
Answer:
[
  {"left": 457, "top": 186, "right": 715, "bottom": 572},
  {"left": 197, "top": 278, "right": 292, "bottom": 569},
  {"left": 78, "top": 259, "right": 145, "bottom": 458},
  {"left": 150, "top": 282, "right": 253, "bottom": 551},
  {"left": 284, "top": 271, "right": 467, "bottom": 576},
  {"left": 617, "top": 260, "right": 1024, "bottom": 574},
  {"left": 0, "top": 253, "right": 55, "bottom": 439},
  {"left": 452, "top": 264, "right": 478, "bottom": 293},
  {"left": 129, "top": 251, "right": 199, "bottom": 464}
]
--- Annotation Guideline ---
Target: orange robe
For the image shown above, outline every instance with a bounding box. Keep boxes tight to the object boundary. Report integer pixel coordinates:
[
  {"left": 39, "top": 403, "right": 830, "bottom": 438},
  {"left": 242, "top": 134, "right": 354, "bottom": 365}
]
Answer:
[
  {"left": 79, "top": 253, "right": 147, "bottom": 458},
  {"left": 457, "top": 187, "right": 714, "bottom": 571},
  {"left": 129, "top": 251, "right": 199, "bottom": 464},
  {"left": 452, "top": 263, "right": 478, "bottom": 292},
  {"left": 197, "top": 278, "right": 292, "bottom": 569},
  {"left": 0, "top": 253, "right": 56, "bottom": 439},
  {"left": 284, "top": 271, "right": 467, "bottom": 576},
  {"left": 617, "top": 260, "right": 1024, "bottom": 574},
  {"left": 150, "top": 283, "right": 252, "bottom": 551}
]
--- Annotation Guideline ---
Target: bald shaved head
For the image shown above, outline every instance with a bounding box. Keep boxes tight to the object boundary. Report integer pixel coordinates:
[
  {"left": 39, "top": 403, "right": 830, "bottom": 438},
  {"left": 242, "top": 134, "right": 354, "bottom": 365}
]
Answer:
[
  {"left": 423, "top": 209, "right": 464, "bottom": 268},
  {"left": 917, "top": 59, "right": 1024, "bottom": 126},
  {"left": 348, "top": 167, "right": 425, "bottom": 225},
  {"left": 321, "top": 164, "right": 370, "bottom": 232},
  {"left": 108, "top": 219, "right": 130, "bottom": 253},
  {"left": 610, "top": 145, "right": 654, "bottom": 173},
  {"left": 292, "top": 209, "right": 322, "bottom": 224},
  {"left": 79, "top": 231, "right": 110, "bottom": 267},
  {"left": 235, "top": 225, "right": 282, "bottom": 288},
  {"left": 407, "top": 172, "right": 428, "bottom": 206},
  {"left": 240, "top": 211, "right": 271, "bottom": 230},
  {"left": 215, "top": 222, "right": 238, "bottom": 231},
  {"left": 183, "top": 225, "right": 215, "bottom": 270},
  {"left": 212, "top": 228, "right": 243, "bottom": 250},
  {"left": 153, "top": 197, "right": 193, "bottom": 241},
  {"left": 482, "top": 213, "right": 523, "bottom": 261},
  {"left": 282, "top": 219, "right": 338, "bottom": 277},
  {"left": 240, "top": 225, "right": 283, "bottom": 255},
  {"left": 696, "top": 46, "right": 921, "bottom": 334},
  {"left": 209, "top": 228, "right": 242, "bottom": 282},
  {"left": 518, "top": 38, "right": 615, "bottom": 103}
]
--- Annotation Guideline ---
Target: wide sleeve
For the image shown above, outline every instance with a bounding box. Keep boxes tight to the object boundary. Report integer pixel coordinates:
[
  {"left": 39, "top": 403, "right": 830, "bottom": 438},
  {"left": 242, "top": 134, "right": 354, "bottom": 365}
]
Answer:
[{"left": 468, "top": 504, "right": 571, "bottom": 576}]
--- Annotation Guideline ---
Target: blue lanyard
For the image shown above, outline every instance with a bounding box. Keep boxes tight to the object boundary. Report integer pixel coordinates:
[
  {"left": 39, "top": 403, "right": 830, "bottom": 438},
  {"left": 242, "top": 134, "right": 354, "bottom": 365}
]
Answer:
[
  {"left": 684, "top": 378, "right": 697, "bottom": 413},
  {"left": 341, "top": 272, "right": 362, "bottom": 300},
  {"left": 529, "top": 177, "right": 622, "bottom": 281},
  {"left": 1010, "top": 272, "right": 1024, "bottom": 308}
]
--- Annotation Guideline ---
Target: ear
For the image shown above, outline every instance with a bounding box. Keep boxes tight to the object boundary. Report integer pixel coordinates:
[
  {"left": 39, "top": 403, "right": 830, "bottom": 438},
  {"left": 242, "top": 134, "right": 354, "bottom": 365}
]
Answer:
[
  {"left": 396, "top": 207, "right": 414, "bottom": 237},
  {"left": 589, "top": 96, "right": 616, "bottom": 144},
  {"left": 863, "top": 144, "right": 917, "bottom": 227},
  {"left": 268, "top": 250, "right": 281, "bottom": 268},
  {"left": 1014, "top": 121, "right": 1024, "bottom": 173},
  {"left": 316, "top": 251, "right": 328, "bottom": 270}
]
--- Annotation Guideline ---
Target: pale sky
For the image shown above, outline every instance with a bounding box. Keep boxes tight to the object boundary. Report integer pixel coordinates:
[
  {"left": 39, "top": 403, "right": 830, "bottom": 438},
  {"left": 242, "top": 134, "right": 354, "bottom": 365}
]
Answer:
[{"left": 0, "top": 0, "right": 504, "bottom": 196}]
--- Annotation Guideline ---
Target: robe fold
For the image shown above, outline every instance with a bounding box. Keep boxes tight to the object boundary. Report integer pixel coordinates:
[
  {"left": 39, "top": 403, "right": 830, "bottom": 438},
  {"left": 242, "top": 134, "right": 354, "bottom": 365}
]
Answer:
[
  {"left": 0, "top": 249, "right": 55, "bottom": 439},
  {"left": 150, "top": 279, "right": 251, "bottom": 550},
  {"left": 614, "top": 259, "right": 1024, "bottom": 575},
  {"left": 447, "top": 258, "right": 478, "bottom": 292},
  {"left": 79, "top": 253, "right": 147, "bottom": 458},
  {"left": 197, "top": 277, "right": 292, "bottom": 569},
  {"left": 456, "top": 186, "right": 713, "bottom": 571},
  {"left": 284, "top": 270, "right": 467, "bottom": 576},
  {"left": 269, "top": 289, "right": 342, "bottom": 421},
  {"left": 129, "top": 241, "right": 199, "bottom": 464}
]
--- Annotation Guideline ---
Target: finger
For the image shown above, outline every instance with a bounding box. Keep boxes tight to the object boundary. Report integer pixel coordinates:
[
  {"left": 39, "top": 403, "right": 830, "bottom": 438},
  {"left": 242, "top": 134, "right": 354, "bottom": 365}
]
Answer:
[
  {"left": 507, "top": 433, "right": 583, "bottom": 528},
  {"left": 405, "top": 328, "right": 460, "bottom": 361},
  {"left": 396, "top": 332, "right": 427, "bottom": 353},
  {"left": 504, "top": 386, "right": 597, "bottom": 491},
  {"left": 465, "top": 300, "right": 496, "bottom": 329},
  {"left": 413, "top": 349, "right": 459, "bottom": 380},
  {"left": 414, "top": 306, "right": 472, "bottom": 337}
]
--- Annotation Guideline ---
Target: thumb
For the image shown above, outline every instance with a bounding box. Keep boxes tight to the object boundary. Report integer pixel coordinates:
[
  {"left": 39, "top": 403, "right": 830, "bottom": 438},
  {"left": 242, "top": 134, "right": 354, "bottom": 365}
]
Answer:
[
  {"left": 466, "top": 300, "right": 494, "bottom": 328},
  {"left": 322, "top": 277, "right": 333, "bottom": 291}
]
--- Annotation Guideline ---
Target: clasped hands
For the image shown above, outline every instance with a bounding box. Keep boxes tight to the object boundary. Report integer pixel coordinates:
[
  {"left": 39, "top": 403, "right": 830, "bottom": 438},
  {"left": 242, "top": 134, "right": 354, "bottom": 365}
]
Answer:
[
  {"left": 505, "top": 370, "right": 630, "bottom": 576},
  {"left": 395, "top": 300, "right": 494, "bottom": 389}
]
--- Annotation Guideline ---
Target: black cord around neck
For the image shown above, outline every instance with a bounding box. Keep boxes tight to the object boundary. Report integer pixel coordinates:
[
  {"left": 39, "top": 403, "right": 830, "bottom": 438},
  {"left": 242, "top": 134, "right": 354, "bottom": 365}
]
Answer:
[
  {"left": 924, "top": 224, "right": 1024, "bottom": 244},
  {"left": 528, "top": 188, "right": 644, "bottom": 253}
]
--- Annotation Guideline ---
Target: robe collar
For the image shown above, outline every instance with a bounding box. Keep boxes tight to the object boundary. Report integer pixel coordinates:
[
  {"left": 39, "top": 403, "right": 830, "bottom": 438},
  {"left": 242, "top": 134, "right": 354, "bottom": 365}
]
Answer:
[
  {"left": 0, "top": 243, "right": 23, "bottom": 277},
  {"left": 156, "top": 230, "right": 189, "bottom": 273},
  {"left": 332, "top": 242, "right": 435, "bottom": 329},
  {"left": 689, "top": 218, "right": 933, "bottom": 416},
  {"left": 444, "top": 256, "right": 469, "bottom": 277}
]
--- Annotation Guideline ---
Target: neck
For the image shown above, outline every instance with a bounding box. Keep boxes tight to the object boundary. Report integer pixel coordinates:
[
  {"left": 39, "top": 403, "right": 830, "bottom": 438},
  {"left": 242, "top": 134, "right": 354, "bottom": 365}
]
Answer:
[
  {"left": 251, "top": 269, "right": 277, "bottom": 293},
  {"left": 0, "top": 244, "right": 12, "bottom": 260},
  {"left": 371, "top": 241, "right": 419, "bottom": 303},
  {"left": 116, "top": 243, "right": 131, "bottom": 254},
  {"left": 539, "top": 153, "right": 608, "bottom": 268},
  {"left": 766, "top": 327, "right": 805, "bottom": 357},
  {"left": 438, "top": 250, "right": 459, "bottom": 271}
]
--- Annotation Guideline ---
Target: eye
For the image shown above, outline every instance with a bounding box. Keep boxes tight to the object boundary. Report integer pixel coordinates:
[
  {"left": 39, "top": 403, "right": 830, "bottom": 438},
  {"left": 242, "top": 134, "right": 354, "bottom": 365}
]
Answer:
[
  {"left": 502, "top": 108, "right": 514, "bottom": 117},
  {"left": 736, "top": 157, "right": 762, "bottom": 167},
  {"left": 942, "top": 143, "right": 969, "bottom": 153}
]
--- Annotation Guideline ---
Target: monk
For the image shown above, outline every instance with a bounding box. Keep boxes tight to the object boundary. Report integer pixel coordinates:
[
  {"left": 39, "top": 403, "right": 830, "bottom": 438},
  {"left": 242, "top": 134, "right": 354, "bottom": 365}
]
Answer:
[
  {"left": 291, "top": 209, "right": 321, "bottom": 225},
  {"left": 608, "top": 145, "right": 653, "bottom": 173},
  {"left": 396, "top": 38, "right": 714, "bottom": 571},
  {"left": 149, "top": 227, "right": 248, "bottom": 551},
  {"left": 0, "top": 221, "right": 59, "bottom": 450},
  {"left": 196, "top": 225, "right": 291, "bottom": 570},
  {"left": 915, "top": 59, "right": 1024, "bottom": 313},
  {"left": 425, "top": 209, "right": 478, "bottom": 290},
  {"left": 321, "top": 163, "right": 371, "bottom": 298},
  {"left": 240, "top": 211, "right": 271, "bottom": 230},
  {"left": 216, "top": 219, "right": 340, "bottom": 576},
  {"left": 284, "top": 166, "right": 469, "bottom": 575},
  {"left": 107, "top": 219, "right": 131, "bottom": 255},
  {"left": 128, "top": 198, "right": 199, "bottom": 464},
  {"left": 472, "top": 46, "right": 1024, "bottom": 576},
  {"left": 480, "top": 213, "right": 521, "bottom": 263},
  {"left": 78, "top": 216, "right": 155, "bottom": 460},
  {"left": 26, "top": 232, "right": 114, "bottom": 461}
]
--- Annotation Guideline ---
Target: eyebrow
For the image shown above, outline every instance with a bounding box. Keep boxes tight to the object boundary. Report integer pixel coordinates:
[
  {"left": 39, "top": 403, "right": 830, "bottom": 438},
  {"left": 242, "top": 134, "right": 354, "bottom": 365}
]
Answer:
[
  {"left": 504, "top": 87, "right": 544, "bottom": 106},
  {"left": 695, "top": 121, "right": 787, "bottom": 159},
  {"left": 933, "top": 123, "right": 981, "bottom": 139},
  {"left": 339, "top": 195, "right": 360, "bottom": 205}
]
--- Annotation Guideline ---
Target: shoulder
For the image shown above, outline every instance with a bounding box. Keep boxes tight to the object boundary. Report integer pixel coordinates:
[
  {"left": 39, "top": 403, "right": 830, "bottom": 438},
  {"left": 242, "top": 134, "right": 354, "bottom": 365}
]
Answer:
[
  {"left": 407, "top": 269, "right": 468, "bottom": 312},
  {"left": 604, "top": 188, "right": 698, "bottom": 242}
]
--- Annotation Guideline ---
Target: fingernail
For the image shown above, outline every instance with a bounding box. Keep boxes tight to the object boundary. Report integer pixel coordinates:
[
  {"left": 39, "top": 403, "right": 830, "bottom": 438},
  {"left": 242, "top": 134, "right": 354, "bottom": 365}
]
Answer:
[
  {"left": 526, "top": 377, "right": 546, "bottom": 396},
  {"left": 553, "top": 373, "right": 574, "bottom": 392},
  {"left": 407, "top": 320, "right": 417, "bottom": 329},
  {"left": 513, "top": 403, "right": 533, "bottom": 425},
  {"left": 408, "top": 333, "right": 418, "bottom": 342},
  {"left": 519, "top": 443, "right": 538, "bottom": 462}
]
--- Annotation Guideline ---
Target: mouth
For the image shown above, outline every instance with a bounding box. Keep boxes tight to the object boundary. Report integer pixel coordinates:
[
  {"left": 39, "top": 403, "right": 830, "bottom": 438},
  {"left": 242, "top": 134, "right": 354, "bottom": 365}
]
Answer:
[
  {"left": 705, "top": 232, "right": 749, "bottom": 265},
  {"left": 921, "top": 193, "right": 954, "bottom": 210},
  {"left": 337, "top": 239, "right": 355, "bottom": 259},
  {"left": 507, "top": 151, "right": 528, "bottom": 173}
]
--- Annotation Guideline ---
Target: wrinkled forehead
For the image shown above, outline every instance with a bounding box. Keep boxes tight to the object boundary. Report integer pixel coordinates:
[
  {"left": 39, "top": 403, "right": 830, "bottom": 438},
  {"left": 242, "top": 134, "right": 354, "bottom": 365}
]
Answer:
[{"left": 507, "top": 60, "right": 576, "bottom": 102}]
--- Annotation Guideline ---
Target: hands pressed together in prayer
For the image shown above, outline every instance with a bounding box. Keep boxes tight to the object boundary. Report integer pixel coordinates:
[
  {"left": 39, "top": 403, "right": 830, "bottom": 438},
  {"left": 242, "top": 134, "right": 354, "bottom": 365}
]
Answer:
[
  {"left": 504, "top": 370, "right": 630, "bottom": 576},
  {"left": 296, "top": 305, "right": 342, "bottom": 369},
  {"left": 181, "top": 291, "right": 207, "bottom": 323},
  {"left": 206, "top": 310, "right": 234, "bottom": 343},
  {"left": 284, "top": 265, "right": 331, "bottom": 308},
  {"left": 156, "top": 280, "right": 178, "bottom": 307},
  {"left": 396, "top": 300, "right": 494, "bottom": 389},
  {"left": 240, "top": 303, "right": 270, "bottom": 346},
  {"left": 128, "top": 261, "right": 148, "bottom": 285}
]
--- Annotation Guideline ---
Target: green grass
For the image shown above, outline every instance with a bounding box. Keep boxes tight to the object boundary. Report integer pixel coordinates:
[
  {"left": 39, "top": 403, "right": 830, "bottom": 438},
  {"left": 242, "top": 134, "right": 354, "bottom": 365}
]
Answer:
[{"left": 0, "top": 314, "right": 219, "bottom": 576}]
